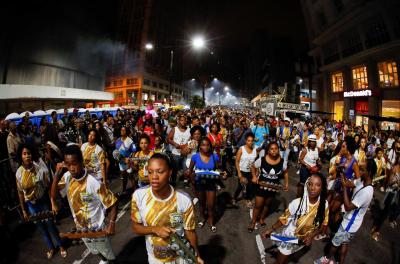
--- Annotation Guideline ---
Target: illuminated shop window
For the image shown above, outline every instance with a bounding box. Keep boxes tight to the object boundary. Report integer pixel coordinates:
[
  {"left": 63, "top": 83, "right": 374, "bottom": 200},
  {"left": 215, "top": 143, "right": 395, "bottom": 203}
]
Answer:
[
  {"left": 331, "top": 72, "right": 344, "bottom": 92},
  {"left": 352, "top": 66, "right": 368, "bottom": 90},
  {"left": 381, "top": 100, "right": 400, "bottom": 130},
  {"left": 378, "top": 61, "right": 399, "bottom": 88},
  {"left": 333, "top": 101, "right": 344, "bottom": 121}
]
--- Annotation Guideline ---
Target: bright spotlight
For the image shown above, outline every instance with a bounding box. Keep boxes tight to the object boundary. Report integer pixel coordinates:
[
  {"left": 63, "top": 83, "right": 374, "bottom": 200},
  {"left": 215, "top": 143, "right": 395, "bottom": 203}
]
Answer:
[
  {"left": 145, "top": 43, "right": 154, "bottom": 50},
  {"left": 213, "top": 78, "right": 218, "bottom": 81},
  {"left": 216, "top": 92, "right": 219, "bottom": 95},
  {"left": 210, "top": 87, "right": 214, "bottom": 90},
  {"left": 192, "top": 36, "right": 205, "bottom": 50},
  {"left": 191, "top": 78, "right": 195, "bottom": 81},
  {"left": 224, "top": 86, "right": 229, "bottom": 91}
]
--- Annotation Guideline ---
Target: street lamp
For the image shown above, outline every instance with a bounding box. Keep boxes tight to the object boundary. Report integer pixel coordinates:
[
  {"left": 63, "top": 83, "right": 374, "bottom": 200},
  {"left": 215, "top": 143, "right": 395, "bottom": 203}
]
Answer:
[
  {"left": 224, "top": 86, "right": 229, "bottom": 91},
  {"left": 145, "top": 43, "right": 154, "bottom": 50},
  {"left": 191, "top": 36, "right": 205, "bottom": 50}
]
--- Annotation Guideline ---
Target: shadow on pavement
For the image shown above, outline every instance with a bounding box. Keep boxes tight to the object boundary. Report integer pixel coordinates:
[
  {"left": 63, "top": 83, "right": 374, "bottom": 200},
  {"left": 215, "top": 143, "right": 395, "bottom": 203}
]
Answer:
[
  {"left": 116, "top": 236, "right": 148, "bottom": 264},
  {"left": 199, "top": 235, "right": 226, "bottom": 264},
  {"left": 0, "top": 221, "right": 36, "bottom": 264}
]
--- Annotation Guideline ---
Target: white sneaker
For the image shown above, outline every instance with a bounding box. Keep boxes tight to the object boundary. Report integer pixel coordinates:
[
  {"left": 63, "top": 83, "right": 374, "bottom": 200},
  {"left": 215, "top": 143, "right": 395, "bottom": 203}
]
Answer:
[
  {"left": 99, "top": 260, "right": 109, "bottom": 264},
  {"left": 296, "top": 170, "right": 300, "bottom": 175}
]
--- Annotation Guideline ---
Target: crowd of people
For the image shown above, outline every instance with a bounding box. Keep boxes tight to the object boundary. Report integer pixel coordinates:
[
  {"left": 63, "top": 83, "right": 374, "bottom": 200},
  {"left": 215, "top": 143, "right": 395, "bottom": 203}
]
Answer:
[{"left": 0, "top": 102, "right": 399, "bottom": 264}]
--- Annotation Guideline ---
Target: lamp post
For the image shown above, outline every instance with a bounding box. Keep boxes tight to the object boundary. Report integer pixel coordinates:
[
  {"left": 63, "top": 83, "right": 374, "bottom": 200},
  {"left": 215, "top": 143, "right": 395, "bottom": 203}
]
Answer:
[
  {"left": 144, "top": 34, "right": 206, "bottom": 107},
  {"left": 191, "top": 35, "right": 206, "bottom": 105}
]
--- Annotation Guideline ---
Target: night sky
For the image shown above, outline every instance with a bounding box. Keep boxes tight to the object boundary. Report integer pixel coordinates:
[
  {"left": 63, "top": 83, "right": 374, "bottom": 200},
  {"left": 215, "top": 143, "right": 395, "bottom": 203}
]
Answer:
[
  {"left": 183, "top": 0, "right": 308, "bottom": 89},
  {"left": 1, "top": 0, "right": 308, "bottom": 92}
]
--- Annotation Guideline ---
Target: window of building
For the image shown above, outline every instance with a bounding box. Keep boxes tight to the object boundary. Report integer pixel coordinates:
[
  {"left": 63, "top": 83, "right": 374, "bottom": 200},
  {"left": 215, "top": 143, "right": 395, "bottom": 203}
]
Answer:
[
  {"left": 333, "top": 101, "right": 344, "bottom": 121},
  {"left": 143, "top": 79, "right": 151, "bottom": 86},
  {"left": 105, "top": 81, "right": 111, "bottom": 87},
  {"left": 323, "top": 41, "right": 340, "bottom": 65},
  {"left": 365, "top": 16, "right": 390, "bottom": 48},
  {"left": 332, "top": 0, "right": 344, "bottom": 13},
  {"left": 152, "top": 81, "right": 157, "bottom": 87},
  {"left": 381, "top": 100, "right": 400, "bottom": 130},
  {"left": 394, "top": 14, "right": 400, "bottom": 38},
  {"left": 352, "top": 66, "right": 368, "bottom": 90},
  {"left": 159, "top": 83, "right": 164, "bottom": 89},
  {"left": 378, "top": 61, "right": 399, "bottom": 88},
  {"left": 126, "top": 78, "right": 138, "bottom": 85},
  {"left": 317, "top": 11, "right": 327, "bottom": 29},
  {"left": 114, "top": 92, "right": 123, "bottom": 99},
  {"left": 341, "top": 29, "right": 363, "bottom": 57},
  {"left": 114, "top": 80, "right": 122, "bottom": 86},
  {"left": 331, "top": 72, "right": 344, "bottom": 92}
]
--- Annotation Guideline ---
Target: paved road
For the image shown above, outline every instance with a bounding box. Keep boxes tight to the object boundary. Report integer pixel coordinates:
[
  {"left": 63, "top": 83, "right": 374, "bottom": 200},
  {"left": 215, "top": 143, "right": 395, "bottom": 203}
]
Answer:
[{"left": 6, "top": 163, "right": 400, "bottom": 264}]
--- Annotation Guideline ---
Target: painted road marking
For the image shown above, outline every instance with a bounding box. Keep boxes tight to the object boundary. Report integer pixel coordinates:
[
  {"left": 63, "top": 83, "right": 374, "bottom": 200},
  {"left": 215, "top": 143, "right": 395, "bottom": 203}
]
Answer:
[{"left": 249, "top": 208, "right": 265, "bottom": 263}]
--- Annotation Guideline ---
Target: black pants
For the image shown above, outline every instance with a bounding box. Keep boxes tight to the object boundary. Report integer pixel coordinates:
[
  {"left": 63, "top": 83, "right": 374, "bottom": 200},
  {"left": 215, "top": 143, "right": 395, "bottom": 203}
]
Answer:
[
  {"left": 374, "top": 191, "right": 400, "bottom": 230},
  {"left": 234, "top": 171, "right": 254, "bottom": 201}
]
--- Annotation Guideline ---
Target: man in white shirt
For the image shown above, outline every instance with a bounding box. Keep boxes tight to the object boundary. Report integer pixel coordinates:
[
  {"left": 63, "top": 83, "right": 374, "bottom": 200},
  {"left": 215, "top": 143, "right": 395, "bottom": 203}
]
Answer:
[{"left": 315, "top": 166, "right": 374, "bottom": 264}]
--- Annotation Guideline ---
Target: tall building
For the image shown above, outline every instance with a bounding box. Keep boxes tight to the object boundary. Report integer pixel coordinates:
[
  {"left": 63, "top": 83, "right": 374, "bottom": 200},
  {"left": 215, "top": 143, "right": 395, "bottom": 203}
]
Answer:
[
  {"left": 295, "top": 57, "right": 317, "bottom": 110},
  {"left": 0, "top": 1, "right": 114, "bottom": 114},
  {"left": 243, "top": 32, "right": 297, "bottom": 99},
  {"left": 104, "top": 0, "right": 191, "bottom": 107},
  {"left": 300, "top": 0, "right": 400, "bottom": 130}
]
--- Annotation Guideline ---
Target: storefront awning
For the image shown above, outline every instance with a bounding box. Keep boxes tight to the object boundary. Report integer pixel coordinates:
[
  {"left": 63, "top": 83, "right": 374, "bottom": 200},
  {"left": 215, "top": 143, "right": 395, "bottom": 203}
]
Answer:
[{"left": 361, "top": 114, "right": 400, "bottom": 123}]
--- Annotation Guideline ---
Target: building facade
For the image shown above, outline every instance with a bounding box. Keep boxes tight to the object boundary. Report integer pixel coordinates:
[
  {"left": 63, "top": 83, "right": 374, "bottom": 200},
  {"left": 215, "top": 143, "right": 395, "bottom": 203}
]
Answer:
[
  {"left": 300, "top": 0, "right": 400, "bottom": 130},
  {"left": 106, "top": 0, "right": 188, "bottom": 107},
  {"left": 103, "top": 73, "right": 191, "bottom": 107},
  {"left": 0, "top": 1, "right": 115, "bottom": 114}
]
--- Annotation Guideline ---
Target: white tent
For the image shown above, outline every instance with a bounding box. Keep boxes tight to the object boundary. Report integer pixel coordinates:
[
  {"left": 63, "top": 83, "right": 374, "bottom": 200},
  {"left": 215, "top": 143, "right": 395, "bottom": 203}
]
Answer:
[
  {"left": 56, "top": 109, "right": 65, "bottom": 114},
  {"left": 45, "top": 109, "right": 56, "bottom": 114},
  {"left": 33, "top": 110, "right": 46, "bottom": 116},
  {"left": 19, "top": 111, "right": 33, "bottom": 118},
  {"left": 5, "top": 113, "right": 20, "bottom": 120}
]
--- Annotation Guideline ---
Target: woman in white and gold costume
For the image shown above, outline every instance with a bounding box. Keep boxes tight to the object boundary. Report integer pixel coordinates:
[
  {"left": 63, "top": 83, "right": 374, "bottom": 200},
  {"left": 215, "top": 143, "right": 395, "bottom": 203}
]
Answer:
[
  {"left": 131, "top": 153, "right": 204, "bottom": 264},
  {"left": 263, "top": 173, "right": 329, "bottom": 264}
]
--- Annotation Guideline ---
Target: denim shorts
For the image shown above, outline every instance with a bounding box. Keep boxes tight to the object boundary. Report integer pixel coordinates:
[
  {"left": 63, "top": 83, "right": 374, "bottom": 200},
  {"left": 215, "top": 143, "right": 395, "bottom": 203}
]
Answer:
[{"left": 332, "top": 225, "right": 355, "bottom": 247}]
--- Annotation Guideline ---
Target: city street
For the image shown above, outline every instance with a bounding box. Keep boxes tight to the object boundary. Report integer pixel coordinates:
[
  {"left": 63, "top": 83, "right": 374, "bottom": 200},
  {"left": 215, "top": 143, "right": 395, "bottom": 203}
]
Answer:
[{"left": 10, "top": 164, "right": 400, "bottom": 264}]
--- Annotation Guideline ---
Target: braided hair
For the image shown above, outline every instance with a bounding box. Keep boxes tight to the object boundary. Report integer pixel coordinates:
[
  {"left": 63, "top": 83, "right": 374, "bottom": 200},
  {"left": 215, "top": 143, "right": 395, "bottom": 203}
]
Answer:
[{"left": 293, "top": 173, "right": 327, "bottom": 227}]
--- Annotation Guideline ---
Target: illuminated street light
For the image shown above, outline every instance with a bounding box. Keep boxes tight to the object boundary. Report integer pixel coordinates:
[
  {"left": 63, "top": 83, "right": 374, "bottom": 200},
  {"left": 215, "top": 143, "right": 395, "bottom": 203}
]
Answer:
[
  {"left": 192, "top": 36, "right": 205, "bottom": 50},
  {"left": 145, "top": 43, "right": 154, "bottom": 50},
  {"left": 191, "top": 78, "right": 195, "bottom": 81},
  {"left": 213, "top": 78, "right": 218, "bottom": 81},
  {"left": 224, "top": 86, "right": 229, "bottom": 91}
]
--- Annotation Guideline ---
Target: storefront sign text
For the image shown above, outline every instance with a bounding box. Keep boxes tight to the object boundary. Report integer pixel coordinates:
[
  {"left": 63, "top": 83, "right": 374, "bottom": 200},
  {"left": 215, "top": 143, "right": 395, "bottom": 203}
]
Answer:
[{"left": 343, "top": 90, "right": 372, "bottom": 97}]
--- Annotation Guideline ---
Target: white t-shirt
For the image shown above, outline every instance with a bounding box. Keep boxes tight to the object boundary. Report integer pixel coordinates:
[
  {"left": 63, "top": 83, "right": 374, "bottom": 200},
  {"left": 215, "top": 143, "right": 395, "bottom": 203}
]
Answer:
[
  {"left": 239, "top": 146, "right": 257, "bottom": 172},
  {"left": 171, "top": 127, "right": 190, "bottom": 156},
  {"left": 303, "top": 147, "right": 319, "bottom": 167},
  {"left": 340, "top": 182, "right": 373, "bottom": 233},
  {"left": 316, "top": 137, "right": 324, "bottom": 150},
  {"left": 387, "top": 138, "right": 395, "bottom": 149}
]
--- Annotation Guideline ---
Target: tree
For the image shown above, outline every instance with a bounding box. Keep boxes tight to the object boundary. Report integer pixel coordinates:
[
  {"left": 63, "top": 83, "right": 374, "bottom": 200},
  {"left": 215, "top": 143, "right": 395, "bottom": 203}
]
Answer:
[{"left": 189, "top": 95, "right": 205, "bottom": 109}]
